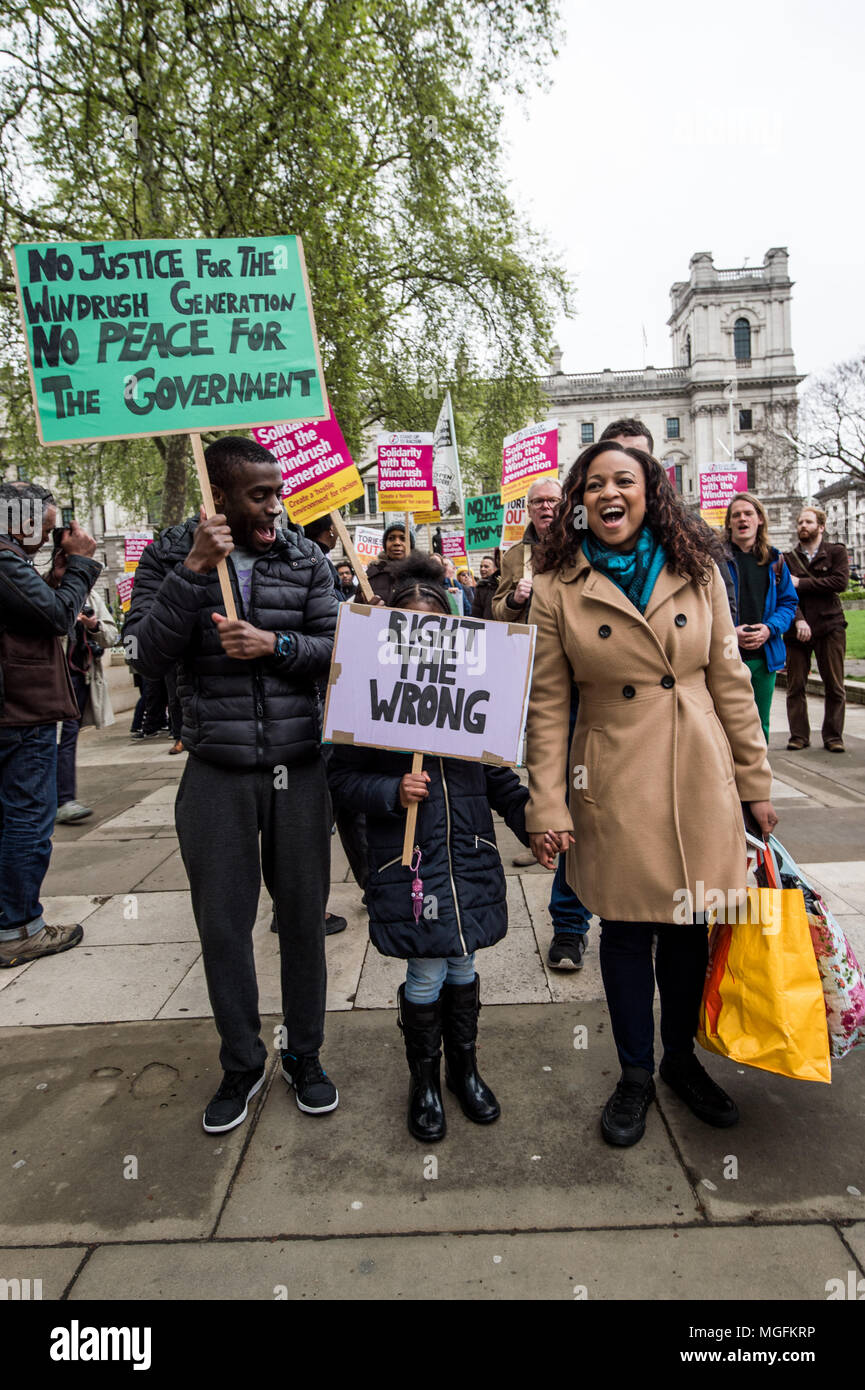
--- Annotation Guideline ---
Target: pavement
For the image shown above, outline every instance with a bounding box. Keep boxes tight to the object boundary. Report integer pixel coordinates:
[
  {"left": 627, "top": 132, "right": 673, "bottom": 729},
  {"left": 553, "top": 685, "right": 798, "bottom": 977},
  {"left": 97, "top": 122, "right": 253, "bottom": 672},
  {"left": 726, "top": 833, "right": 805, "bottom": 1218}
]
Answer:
[{"left": 1, "top": 689, "right": 864, "bottom": 1302}]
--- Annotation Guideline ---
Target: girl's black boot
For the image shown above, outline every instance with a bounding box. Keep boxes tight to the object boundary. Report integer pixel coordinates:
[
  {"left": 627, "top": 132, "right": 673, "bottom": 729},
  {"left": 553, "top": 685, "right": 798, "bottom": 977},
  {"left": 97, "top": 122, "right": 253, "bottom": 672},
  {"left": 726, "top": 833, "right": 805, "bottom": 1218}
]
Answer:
[
  {"left": 442, "top": 975, "right": 500, "bottom": 1123},
  {"left": 397, "top": 984, "right": 446, "bottom": 1142}
]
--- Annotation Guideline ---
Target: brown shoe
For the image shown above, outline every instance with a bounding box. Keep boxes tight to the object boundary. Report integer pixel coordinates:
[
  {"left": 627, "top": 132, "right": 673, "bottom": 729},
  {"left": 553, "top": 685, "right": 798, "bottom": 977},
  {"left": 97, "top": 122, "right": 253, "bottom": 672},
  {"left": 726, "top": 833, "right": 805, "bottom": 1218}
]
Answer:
[
  {"left": 825, "top": 741, "right": 846, "bottom": 753},
  {"left": 511, "top": 851, "right": 537, "bottom": 868},
  {"left": 168, "top": 740, "right": 184, "bottom": 755},
  {"left": 786, "top": 737, "right": 809, "bottom": 750},
  {"left": 0, "top": 922, "right": 84, "bottom": 969}
]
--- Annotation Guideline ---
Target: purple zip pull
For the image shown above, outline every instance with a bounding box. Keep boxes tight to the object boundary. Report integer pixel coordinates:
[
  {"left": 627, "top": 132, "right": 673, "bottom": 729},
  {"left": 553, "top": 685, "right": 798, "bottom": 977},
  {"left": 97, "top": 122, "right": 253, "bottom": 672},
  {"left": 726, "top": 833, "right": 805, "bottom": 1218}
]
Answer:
[{"left": 410, "top": 846, "right": 424, "bottom": 923}]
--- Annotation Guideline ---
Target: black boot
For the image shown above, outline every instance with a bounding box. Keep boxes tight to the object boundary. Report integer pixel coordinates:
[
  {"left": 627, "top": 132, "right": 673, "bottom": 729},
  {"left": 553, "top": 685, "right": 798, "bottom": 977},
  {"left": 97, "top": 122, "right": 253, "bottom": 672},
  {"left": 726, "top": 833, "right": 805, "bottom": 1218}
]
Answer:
[
  {"left": 441, "top": 975, "right": 500, "bottom": 1124},
  {"left": 397, "top": 984, "right": 446, "bottom": 1143}
]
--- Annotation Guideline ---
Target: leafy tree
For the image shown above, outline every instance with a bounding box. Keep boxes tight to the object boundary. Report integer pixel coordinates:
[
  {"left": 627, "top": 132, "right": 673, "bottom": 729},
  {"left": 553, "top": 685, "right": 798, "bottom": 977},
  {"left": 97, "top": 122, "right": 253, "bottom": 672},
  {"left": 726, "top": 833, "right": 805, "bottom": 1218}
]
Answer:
[{"left": 0, "top": 0, "right": 572, "bottom": 524}]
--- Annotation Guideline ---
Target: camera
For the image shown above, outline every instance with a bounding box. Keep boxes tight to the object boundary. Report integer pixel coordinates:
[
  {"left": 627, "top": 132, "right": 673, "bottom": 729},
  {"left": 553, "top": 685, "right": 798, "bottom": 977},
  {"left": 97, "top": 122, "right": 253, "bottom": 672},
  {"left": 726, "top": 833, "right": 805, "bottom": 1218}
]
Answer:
[{"left": 51, "top": 525, "right": 70, "bottom": 551}]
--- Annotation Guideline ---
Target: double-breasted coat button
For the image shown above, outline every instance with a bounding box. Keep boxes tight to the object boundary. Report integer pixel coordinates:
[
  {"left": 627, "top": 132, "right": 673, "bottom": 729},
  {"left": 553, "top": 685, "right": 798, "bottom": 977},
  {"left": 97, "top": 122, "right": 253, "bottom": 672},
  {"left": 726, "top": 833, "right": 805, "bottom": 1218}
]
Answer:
[
  {"left": 675, "top": 613, "right": 687, "bottom": 627},
  {"left": 661, "top": 674, "right": 675, "bottom": 689},
  {"left": 598, "top": 624, "right": 611, "bottom": 638},
  {"left": 622, "top": 684, "right": 636, "bottom": 699}
]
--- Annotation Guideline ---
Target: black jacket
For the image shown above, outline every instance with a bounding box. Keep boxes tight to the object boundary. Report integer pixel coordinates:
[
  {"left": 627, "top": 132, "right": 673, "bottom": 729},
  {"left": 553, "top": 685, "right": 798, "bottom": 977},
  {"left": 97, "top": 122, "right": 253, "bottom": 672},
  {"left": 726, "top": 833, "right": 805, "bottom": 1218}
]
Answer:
[
  {"left": 0, "top": 535, "right": 102, "bottom": 723},
  {"left": 365, "top": 554, "right": 404, "bottom": 605},
  {"left": 471, "top": 574, "right": 499, "bottom": 621},
  {"left": 123, "top": 518, "right": 337, "bottom": 770},
  {"left": 328, "top": 745, "right": 529, "bottom": 959}
]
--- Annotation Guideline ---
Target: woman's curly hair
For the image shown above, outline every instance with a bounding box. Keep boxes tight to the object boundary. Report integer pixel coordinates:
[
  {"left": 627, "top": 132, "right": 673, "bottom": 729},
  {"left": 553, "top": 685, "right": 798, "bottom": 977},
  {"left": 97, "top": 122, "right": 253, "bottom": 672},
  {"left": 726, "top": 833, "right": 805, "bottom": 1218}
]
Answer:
[{"left": 535, "top": 441, "right": 715, "bottom": 585}]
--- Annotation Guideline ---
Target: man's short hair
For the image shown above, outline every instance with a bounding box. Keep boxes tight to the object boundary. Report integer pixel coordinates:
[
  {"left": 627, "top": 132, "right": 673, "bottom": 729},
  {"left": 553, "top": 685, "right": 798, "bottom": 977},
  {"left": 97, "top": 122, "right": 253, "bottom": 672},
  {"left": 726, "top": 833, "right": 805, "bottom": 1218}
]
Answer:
[
  {"left": 204, "top": 436, "right": 278, "bottom": 492},
  {"left": 800, "top": 505, "right": 827, "bottom": 528},
  {"left": 526, "top": 477, "right": 563, "bottom": 503},
  {"left": 0, "top": 480, "right": 55, "bottom": 506},
  {"left": 599, "top": 418, "right": 655, "bottom": 455}
]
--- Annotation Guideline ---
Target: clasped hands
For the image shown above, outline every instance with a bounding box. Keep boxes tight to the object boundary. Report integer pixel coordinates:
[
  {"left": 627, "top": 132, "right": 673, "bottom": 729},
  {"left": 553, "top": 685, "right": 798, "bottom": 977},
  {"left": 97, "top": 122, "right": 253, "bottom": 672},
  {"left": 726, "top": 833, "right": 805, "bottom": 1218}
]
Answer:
[{"left": 529, "top": 829, "right": 574, "bottom": 871}]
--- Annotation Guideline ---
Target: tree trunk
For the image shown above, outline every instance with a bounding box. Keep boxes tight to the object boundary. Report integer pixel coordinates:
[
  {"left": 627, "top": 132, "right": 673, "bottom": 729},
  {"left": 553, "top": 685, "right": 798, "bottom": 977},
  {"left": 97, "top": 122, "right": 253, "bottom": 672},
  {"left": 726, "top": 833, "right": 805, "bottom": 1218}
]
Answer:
[{"left": 161, "top": 435, "right": 190, "bottom": 526}]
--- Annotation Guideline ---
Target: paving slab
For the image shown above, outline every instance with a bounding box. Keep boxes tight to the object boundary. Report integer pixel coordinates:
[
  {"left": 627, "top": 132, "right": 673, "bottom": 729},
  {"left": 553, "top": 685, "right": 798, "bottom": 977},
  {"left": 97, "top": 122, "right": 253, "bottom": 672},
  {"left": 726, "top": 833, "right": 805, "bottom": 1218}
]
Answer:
[
  {"left": 67, "top": 1224, "right": 850, "bottom": 1301},
  {"left": 0, "top": 1247, "right": 87, "bottom": 1300},
  {"left": 800, "top": 862, "right": 865, "bottom": 913},
  {"left": 521, "top": 873, "right": 606, "bottom": 1002},
  {"left": 42, "top": 842, "right": 178, "bottom": 897},
  {"left": 774, "top": 811, "right": 865, "bottom": 864},
  {"left": 0, "top": 942, "right": 201, "bottom": 1026},
  {"left": 658, "top": 1048, "right": 865, "bottom": 1223},
  {"left": 0, "top": 1019, "right": 258, "bottom": 1245},
  {"left": 132, "top": 848, "right": 196, "bottom": 892},
  {"left": 79, "top": 892, "right": 200, "bottom": 946},
  {"left": 216, "top": 1003, "right": 700, "bottom": 1239},
  {"left": 845, "top": 1223, "right": 865, "bottom": 1272}
]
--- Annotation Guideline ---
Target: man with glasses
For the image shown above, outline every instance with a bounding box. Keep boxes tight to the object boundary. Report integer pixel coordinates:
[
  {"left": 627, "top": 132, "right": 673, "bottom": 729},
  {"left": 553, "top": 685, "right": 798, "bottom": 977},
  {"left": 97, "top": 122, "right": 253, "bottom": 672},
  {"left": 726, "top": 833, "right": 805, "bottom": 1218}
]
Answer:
[{"left": 491, "top": 478, "right": 562, "bottom": 622}]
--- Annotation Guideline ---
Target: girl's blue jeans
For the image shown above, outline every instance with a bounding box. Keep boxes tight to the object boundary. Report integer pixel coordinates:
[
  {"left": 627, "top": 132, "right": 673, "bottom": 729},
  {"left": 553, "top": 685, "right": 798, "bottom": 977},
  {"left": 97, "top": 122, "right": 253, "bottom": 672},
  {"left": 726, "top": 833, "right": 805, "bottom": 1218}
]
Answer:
[{"left": 405, "top": 953, "right": 476, "bottom": 1003}]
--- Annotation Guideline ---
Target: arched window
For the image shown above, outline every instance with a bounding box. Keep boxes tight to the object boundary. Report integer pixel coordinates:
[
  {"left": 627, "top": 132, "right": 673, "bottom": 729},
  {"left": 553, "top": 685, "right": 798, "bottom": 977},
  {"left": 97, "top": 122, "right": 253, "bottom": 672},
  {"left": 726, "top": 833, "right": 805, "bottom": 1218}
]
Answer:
[
  {"left": 684, "top": 333, "right": 691, "bottom": 367},
  {"left": 734, "top": 318, "right": 752, "bottom": 362}
]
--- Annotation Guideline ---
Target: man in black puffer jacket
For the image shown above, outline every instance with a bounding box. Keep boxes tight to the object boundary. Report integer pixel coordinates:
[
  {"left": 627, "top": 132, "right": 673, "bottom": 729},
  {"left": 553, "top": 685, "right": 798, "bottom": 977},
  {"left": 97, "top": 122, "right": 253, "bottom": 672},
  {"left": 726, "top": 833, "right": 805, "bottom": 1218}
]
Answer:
[{"left": 124, "top": 437, "right": 339, "bottom": 1134}]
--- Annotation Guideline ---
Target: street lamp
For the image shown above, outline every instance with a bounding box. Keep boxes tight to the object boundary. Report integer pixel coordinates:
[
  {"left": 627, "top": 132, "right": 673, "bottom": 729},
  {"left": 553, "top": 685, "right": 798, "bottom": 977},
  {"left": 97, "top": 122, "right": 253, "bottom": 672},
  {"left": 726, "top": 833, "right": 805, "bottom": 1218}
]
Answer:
[{"left": 63, "top": 463, "right": 76, "bottom": 517}]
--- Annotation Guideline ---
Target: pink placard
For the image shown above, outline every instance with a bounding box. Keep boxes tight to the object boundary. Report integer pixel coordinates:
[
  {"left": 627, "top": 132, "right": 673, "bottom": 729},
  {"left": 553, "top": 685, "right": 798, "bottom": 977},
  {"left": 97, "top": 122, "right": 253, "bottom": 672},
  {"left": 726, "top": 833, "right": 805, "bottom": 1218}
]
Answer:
[
  {"left": 323, "top": 605, "right": 536, "bottom": 766},
  {"left": 699, "top": 466, "right": 749, "bottom": 525},
  {"left": 501, "top": 420, "right": 558, "bottom": 502},
  {"left": 441, "top": 533, "right": 467, "bottom": 561},
  {"left": 124, "top": 534, "right": 153, "bottom": 566},
  {"left": 377, "top": 432, "right": 434, "bottom": 507},
  {"left": 252, "top": 400, "right": 363, "bottom": 524}
]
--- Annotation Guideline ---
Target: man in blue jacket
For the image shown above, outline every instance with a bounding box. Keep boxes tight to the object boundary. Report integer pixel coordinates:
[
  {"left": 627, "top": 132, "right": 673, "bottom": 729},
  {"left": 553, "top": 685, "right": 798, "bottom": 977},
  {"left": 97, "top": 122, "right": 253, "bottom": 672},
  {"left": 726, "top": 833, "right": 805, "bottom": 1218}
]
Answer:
[
  {"left": 124, "top": 438, "right": 339, "bottom": 1134},
  {"left": 0, "top": 481, "right": 101, "bottom": 968},
  {"left": 722, "top": 492, "right": 798, "bottom": 743}
]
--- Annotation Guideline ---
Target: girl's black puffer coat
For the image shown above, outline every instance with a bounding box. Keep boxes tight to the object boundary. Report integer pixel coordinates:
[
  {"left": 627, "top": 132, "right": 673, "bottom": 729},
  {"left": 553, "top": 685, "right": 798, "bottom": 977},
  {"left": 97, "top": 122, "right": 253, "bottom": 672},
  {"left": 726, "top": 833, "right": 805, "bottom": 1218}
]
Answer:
[{"left": 328, "top": 745, "right": 529, "bottom": 959}]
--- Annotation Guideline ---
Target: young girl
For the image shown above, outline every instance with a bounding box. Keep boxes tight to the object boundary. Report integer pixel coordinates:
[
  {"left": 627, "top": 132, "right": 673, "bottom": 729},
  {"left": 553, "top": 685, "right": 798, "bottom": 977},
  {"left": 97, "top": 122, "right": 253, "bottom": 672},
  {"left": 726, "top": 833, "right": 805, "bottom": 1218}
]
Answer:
[{"left": 328, "top": 556, "right": 531, "bottom": 1142}]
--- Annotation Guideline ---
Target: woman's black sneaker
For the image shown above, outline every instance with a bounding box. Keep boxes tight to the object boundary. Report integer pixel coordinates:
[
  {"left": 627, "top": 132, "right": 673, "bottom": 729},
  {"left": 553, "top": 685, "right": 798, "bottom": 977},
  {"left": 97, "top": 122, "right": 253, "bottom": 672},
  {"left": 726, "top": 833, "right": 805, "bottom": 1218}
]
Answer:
[
  {"left": 202, "top": 1067, "right": 265, "bottom": 1133},
  {"left": 601, "top": 1066, "right": 656, "bottom": 1146},
  {"left": 281, "top": 1051, "right": 339, "bottom": 1113},
  {"left": 659, "top": 1054, "right": 739, "bottom": 1127}
]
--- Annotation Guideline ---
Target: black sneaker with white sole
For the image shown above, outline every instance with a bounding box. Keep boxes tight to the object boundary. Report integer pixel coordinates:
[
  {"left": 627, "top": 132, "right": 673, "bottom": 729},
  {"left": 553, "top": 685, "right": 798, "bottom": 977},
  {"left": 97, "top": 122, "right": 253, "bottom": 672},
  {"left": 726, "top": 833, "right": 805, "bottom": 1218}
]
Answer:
[
  {"left": 281, "top": 1051, "right": 339, "bottom": 1113},
  {"left": 202, "top": 1067, "right": 265, "bottom": 1133},
  {"left": 548, "top": 933, "right": 586, "bottom": 970}
]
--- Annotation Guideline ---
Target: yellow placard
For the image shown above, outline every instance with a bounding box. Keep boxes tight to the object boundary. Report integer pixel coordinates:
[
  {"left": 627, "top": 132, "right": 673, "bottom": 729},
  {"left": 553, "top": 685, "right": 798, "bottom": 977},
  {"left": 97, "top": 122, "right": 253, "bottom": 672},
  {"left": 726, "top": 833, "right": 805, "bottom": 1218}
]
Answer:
[
  {"left": 378, "top": 489, "right": 434, "bottom": 510},
  {"left": 284, "top": 466, "right": 364, "bottom": 525}
]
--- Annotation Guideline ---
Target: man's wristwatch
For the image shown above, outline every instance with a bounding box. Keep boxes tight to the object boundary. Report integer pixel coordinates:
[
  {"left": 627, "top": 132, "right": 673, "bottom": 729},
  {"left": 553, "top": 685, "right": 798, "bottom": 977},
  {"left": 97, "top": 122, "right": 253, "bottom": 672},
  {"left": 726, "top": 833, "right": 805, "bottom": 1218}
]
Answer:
[{"left": 273, "top": 632, "right": 293, "bottom": 660}]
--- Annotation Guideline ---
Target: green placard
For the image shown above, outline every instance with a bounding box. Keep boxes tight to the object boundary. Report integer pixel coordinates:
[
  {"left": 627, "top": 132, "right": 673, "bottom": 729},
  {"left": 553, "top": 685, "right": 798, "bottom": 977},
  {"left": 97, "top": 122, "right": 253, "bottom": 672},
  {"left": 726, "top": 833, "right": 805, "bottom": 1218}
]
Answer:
[
  {"left": 464, "top": 491, "right": 503, "bottom": 550},
  {"left": 12, "top": 236, "right": 327, "bottom": 444}
]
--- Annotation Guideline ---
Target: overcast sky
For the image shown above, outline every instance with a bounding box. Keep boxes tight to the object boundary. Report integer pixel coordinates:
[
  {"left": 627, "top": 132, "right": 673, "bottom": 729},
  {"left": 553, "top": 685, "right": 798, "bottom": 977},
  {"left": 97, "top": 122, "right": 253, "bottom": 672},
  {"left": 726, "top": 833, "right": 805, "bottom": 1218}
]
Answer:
[{"left": 502, "top": 0, "right": 864, "bottom": 385}]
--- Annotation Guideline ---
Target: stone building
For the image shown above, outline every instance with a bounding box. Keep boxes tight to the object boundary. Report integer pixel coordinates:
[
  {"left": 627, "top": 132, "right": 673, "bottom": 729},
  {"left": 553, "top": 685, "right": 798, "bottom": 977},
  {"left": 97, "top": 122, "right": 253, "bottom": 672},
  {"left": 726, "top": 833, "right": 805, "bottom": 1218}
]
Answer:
[
  {"left": 542, "top": 247, "right": 804, "bottom": 549},
  {"left": 814, "top": 475, "right": 865, "bottom": 574}
]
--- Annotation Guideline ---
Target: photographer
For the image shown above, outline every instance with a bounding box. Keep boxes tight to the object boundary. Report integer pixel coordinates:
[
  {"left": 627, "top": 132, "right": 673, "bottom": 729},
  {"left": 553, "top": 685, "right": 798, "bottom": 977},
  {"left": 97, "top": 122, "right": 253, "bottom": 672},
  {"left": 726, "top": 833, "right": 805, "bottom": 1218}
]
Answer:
[
  {"left": 0, "top": 481, "right": 101, "bottom": 968},
  {"left": 49, "top": 537, "right": 118, "bottom": 822}
]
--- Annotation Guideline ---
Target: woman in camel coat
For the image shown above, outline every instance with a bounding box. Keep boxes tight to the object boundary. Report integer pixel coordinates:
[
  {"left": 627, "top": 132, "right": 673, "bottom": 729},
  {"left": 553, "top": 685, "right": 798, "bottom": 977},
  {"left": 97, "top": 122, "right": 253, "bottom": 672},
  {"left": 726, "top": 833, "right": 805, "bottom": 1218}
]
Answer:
[{"left": 525, "top": 439, "right": 777, "bottom": 1148}]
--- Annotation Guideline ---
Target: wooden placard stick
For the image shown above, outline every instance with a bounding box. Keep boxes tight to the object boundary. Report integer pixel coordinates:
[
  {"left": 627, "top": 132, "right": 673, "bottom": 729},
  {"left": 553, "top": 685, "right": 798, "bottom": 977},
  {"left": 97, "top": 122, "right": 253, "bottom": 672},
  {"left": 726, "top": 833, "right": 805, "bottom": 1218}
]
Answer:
[
  {"left": 330, "top": 510, "right": 375, "bottom": 603},
  {"left": 405, "top": 510, "right": 412, "bottom": 557},
  {"left": 402, "top": 751, "right": 424, "bottom": 865},
  {"left": 190, "top": 433, "right": 238, "bottom": 621}
]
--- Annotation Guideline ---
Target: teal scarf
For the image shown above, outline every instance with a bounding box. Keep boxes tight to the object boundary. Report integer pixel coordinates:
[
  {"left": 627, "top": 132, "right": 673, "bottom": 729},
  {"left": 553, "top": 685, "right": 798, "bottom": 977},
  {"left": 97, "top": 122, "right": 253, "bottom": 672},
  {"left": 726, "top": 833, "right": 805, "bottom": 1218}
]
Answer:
[{"left": 582, "top": 525, "right": 667, "bottom": 615}]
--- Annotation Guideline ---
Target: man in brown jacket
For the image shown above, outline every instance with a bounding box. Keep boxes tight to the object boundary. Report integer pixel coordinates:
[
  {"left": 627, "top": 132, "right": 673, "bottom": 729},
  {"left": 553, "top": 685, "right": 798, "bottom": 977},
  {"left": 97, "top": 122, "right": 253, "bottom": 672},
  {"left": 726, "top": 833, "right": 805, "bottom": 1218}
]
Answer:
[
  {"left": 491, "top": 477, "right": 562, "bottom": 622},
  {"left": 783, "top": 507, "right": 848, "bottom": 752}
]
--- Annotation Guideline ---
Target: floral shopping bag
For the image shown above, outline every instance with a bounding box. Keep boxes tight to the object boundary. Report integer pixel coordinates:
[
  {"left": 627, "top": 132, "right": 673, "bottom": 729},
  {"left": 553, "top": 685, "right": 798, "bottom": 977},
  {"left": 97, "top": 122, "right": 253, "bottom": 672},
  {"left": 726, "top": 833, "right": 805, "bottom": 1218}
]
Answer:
[{"left": 764, "top": 834, "right": 865, "bottom": 1060}]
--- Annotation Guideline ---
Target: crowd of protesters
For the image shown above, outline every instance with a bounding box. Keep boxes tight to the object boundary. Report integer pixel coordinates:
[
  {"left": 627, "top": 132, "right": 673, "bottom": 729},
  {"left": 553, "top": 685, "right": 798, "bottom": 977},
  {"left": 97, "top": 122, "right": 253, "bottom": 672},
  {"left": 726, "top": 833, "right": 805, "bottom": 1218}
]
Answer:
[{"left": 0, "top": 424, "right": 852, "bottom": 1147}]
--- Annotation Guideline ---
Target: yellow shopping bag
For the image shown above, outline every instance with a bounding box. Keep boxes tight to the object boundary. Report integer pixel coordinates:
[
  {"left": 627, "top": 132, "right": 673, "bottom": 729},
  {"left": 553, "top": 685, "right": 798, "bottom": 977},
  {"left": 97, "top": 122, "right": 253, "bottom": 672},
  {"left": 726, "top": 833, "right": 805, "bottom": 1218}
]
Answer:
[{"left": 697, "top": 885, "right": 831, "bottom": 1084}]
